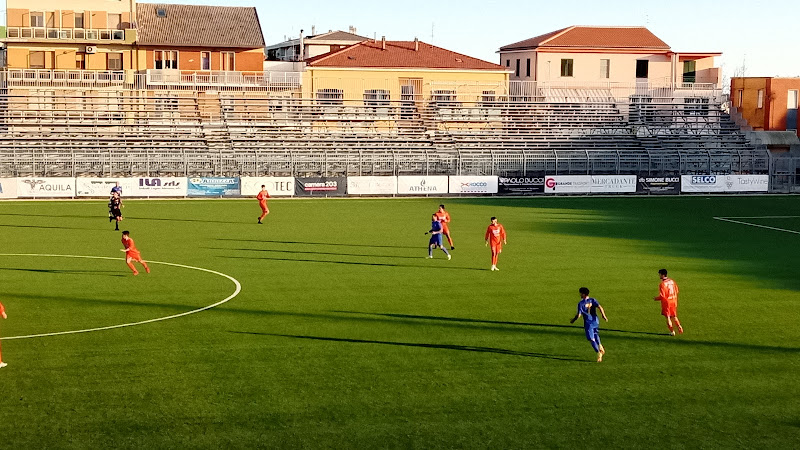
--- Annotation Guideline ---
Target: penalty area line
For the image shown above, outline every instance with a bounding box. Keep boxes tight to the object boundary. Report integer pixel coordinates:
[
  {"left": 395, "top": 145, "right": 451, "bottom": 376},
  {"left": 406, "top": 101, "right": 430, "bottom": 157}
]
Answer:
[
  {"left": 0, "top": 253, "right": 242, "bottom": 340},
  {"left": 712, "top": 217, "right": 800, "bottom": 235}
]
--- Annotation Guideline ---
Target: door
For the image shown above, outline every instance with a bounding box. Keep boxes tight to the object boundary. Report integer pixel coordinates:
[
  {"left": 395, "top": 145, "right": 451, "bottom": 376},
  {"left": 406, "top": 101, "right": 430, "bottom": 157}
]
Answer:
[{"left": 400, "top": 78, "right": 422, "bottom": 120}]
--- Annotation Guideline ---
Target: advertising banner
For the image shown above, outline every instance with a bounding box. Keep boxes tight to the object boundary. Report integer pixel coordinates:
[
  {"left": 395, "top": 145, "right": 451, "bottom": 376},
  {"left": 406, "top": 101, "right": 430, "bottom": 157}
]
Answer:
[
  {"left": 128, "top": 177, "right": 188, "bottom": 197},
  {"left": 295, "top": 177, "right": 347, "bottom": 196},
  {"left": 397, "top": 176, "right": 449, "bottom": 195},
  {"left": 76, "top": 178, "right": 136, "bottom": 197},
  {"left": 681, "top": 175, "right": 769, "bottom": 193},
  {"left": 448, "top": 176, "right": 499, "bottom": 194},
  {"left": 590, "top": 175, "right": 637, "bottom": 193},
  {"left": 187, "top": 177, "right": 240, "bottom": 197},
  {"left": 0, "top": 179, "right": 19, "bottom": 199},
  {"left": 17, "top": 177, "right": 76, "bottom": 198},
  {"left": 347, "top": 176, "right": 398, "bottom": 195},
  {"left": 637, "top": 176, "right": 681, "bottom": 195},
  {"left": 240, "top": 177, "right": 296, "bottom": 197},
  {"left": 543, "top": 175, "right": 591, "bottom": 194},
  {"left": 498, "top": 176, "right": 545, "bottom": 195}
]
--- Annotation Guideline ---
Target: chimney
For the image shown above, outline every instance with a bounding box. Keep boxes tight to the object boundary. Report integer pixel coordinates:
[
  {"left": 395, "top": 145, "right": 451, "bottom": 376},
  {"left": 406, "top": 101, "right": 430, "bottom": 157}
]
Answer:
[
  {"left": 311, "top": 25, "right": 316, "bottom": 35},
  {"left": 381, "top": 36, "right": 386, "bottom": 50},
  {"left": 299, "top": 29, "right": 305, "bottom": 61},
  {"left": 414, "top": 37, "right": 419, "bottom": 51}
]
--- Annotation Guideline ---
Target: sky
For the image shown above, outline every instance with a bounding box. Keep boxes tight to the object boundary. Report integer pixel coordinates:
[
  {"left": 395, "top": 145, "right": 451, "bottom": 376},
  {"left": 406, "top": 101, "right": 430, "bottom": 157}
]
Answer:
[{"left": 3, "top": 0, "right": 798, "bottom": 78}]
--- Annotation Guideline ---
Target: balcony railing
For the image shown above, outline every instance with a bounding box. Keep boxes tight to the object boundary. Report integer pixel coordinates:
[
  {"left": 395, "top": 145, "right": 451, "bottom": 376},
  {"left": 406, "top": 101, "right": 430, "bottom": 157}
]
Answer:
[
  {"left": 144, "top": 70, "right": 302, "bottom": 88},
  {"left": 5, "top": 27, "right": 128, "bottom": 41},
  {"left": 5, "top": 69, "right": 127, "bottom": 86}
]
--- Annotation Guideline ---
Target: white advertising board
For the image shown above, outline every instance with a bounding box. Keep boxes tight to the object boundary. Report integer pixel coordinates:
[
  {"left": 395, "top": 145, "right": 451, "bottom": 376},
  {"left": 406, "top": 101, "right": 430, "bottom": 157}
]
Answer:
[
  {"left": 448, "top": 176, "right": 499, "bottom": 194},
  {"left": 0, "top": 179, "right": 19, "bottom": 199},
  {"left": 397, "top": 176, "right": 449, "bottom": 195},
  {"left": 543, "top": 175, "right": 592, "bottom": 194},
  {"left": 16, "top": 177, "right": 76, "bottom": 198},
  {"left": 681, "top": 175, "right": 769, "bottom": 193},
  {"left": 590, "top": 175, "right": 637, "bottom": 193},
  {"left": 127, "top": 177, "right": 187, "bottom": 197},
  {"left": 347, "top": 176, "right": 398, "bottom": 195},
  {"left": 240, "top": 177, "right": 295, "bottom": 196},
  {"left": 76, "top": 178, "right": 137, "bottom": 197}
]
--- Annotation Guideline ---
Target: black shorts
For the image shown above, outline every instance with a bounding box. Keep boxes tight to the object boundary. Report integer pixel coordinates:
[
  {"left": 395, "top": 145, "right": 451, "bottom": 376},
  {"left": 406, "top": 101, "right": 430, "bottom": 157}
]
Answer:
[{"left": 111, "top": 208, "right": 122, "bottom": 218}]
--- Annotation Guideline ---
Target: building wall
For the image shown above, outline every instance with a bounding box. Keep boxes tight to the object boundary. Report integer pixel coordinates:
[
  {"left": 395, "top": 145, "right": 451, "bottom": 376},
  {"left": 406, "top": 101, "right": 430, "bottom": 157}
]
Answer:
[
  {"left": 7, "top": 6, "right": 133, "bottom": 28},
  {"left": 304, "top": 68, "right": 510, "bottom": 101},
  {"left": 732, "top": 77, "right": 800, "bottom": 136},
  {"left": 142, "top": 47, "right": 264, "bottom": 71},
  {"left": 6, "top": 43, "right": 133, "bottom": 70}
]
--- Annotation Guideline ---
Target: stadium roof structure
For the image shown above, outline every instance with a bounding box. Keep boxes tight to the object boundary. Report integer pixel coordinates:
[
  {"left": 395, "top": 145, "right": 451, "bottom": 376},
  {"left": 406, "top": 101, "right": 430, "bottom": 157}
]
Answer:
[
  {"left": 305, "top": 39, "right": 506, "bottom": 71},
  {"left": 500, "top": 26, "right": 671, "bottom": 52},
  {"left": 136, "top": 3, "right": 265, "bottom": 48}
]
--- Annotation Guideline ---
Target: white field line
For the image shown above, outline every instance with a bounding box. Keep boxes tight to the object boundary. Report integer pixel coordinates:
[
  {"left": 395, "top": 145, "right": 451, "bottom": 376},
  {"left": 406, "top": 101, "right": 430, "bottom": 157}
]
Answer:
[
  {"left": 712, "top": 217, "right": 800, "bottom": 235},
  {"left": 0, "top": 253, "right": 241, "bottom": 340}
]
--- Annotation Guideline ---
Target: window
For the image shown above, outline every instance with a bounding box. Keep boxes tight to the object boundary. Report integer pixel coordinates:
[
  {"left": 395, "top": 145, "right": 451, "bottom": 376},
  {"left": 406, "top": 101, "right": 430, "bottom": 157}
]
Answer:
[
  {"left": 481, "top": 90, "right": 496, "bottom": 103},
  {"left": 515, "top": 59, "right": 520, "bottom": 77},
  {"left": 75, "top": 12, "right": 84, "bottom": 29},
  {"left": 29, "top": 51, "right": 46, "bottom": 69},
  {"left": 757, "top": 90, "right": 764, "bottom": 109},
  {"left": 506, "top": 60, "right": 510, "bottom": 67},
  {"left": 560, "top": 59, "right": 573, "bottom": 77},
  {"left": 788, "top": 90, "right": 799, "bottom": 110},
  {"left": 316, "top": 89, "right": 343, "bottom": 105},
  {"left": 526, "top": 58, "right": 531, "bottom": 77},
  {"left": 221, "top": 52, "right": 235, "bottom": 71},
  {"left": 108, "top": 14, "right": 122, "bottom": 30},
  {"left": 432, "top": 89, "right": 457, "bottom": 104},
  {"left": 363, "top": 89, "right": 390, "bottom": 106},
  {"left": 683, "top": 60, "right": 696, "bottom": 83},
  {"left": 155, "top": 50, "right": 178, "bottom": 69},
  {"left": 157, "top": 8, "right": 167, "bottom": 17},
  {"left": 30, "top": 12, "right": 44, "bottom": 28},
  {"left": 636, "top": 60, "right": 649, "bottom": 79},
  {"left": 107, "top": 53, "right": 123, "bottom": 71},
  {"left": 738, "top": 89, "right": 743, "bottom": 107},
  {"left": 600, "top": 59, "right": 610, "bottom": 79},
  {"left": 201, "top": 52, "right": 210, "bottom": 70},
  {"left": 46, "top": 12, "right": 55, "bottom": 28},
  {"left": 75, "top": 53, "right": 85, "bottom": 70}
]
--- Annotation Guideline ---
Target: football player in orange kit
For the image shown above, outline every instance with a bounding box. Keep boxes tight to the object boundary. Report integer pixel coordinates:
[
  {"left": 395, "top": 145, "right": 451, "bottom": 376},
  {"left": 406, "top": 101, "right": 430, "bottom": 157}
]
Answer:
[
  {"left": 121, "top": 231, "right": 150, "bottom": 276},
  {"left": 434, "top": 204, "right": 454, "bottom": 250},
  {"left": 0, "top": 301, "right": 7, "bottom": 368},
  {"left": 257, "top": 185, "right": 270, "bottom": 224},
  {"left": 484, "top": 216, "right": 507, "bottom": 271},
  {"left": 654, "top": 268, "right": 683, "bottom": 335}
]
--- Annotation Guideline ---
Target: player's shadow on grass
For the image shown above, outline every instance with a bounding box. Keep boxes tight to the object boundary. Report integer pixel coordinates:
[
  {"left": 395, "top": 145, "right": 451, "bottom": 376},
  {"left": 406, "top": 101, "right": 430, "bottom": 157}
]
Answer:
[
  {"left": 206, "top": 247, "right": 423, "bottom": 260},
  {"left": 335, "top": 311, "right": 665, "bottom": 337},
  {"left": 230, "top": 331, "right": 587, "bottom": 362},
  {"left": 216, "top": 238, "right": 419, "bottom": 250},
  {"left": 0, "top": 212, "right": 97, "bottom": 219},
  {"left": 0, "top": 267, "right": 127, "bottom": 277},
  {"left": 0, "top": 223, "right": 96, "bottom": 231},
  {"left": 217, "top": 255, "right": 485, "bottom": 271}
]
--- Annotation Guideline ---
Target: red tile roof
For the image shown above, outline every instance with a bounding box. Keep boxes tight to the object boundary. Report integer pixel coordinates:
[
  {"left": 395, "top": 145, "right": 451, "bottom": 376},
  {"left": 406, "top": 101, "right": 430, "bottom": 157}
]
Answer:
[
  {"left": 306, "top": 40, "right": 506, "bottom": 71},
  {"left": 137, "top": 3, "right": 264, "bottom": 48},
  {"left": 500, "top": 26, "right": 671, "bottom": 51}
]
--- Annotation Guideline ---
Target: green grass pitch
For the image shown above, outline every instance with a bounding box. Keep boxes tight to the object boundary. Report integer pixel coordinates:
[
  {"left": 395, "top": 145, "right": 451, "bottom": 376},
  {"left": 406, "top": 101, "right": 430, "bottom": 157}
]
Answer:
[{"left": 0, "top": 195, "right": 798, "bottom": 448}]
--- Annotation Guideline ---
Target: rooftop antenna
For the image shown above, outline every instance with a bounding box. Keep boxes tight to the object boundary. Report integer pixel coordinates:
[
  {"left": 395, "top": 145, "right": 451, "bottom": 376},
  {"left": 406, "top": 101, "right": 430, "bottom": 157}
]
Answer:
[{"left": 431, "top": 22, "right": 434, "bottom": 41}]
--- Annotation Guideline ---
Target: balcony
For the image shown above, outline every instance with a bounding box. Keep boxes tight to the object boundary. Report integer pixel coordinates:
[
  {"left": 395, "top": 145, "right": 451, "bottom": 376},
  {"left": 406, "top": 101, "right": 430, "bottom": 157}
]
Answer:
[
  {"left": 144, "top": 70, "right": 302, "bottom": 90},
  {"left": 5, "top": 27, "right": 136, "bottom": 44},
  {"left": 4, "top": 69, "right": 128, "bottom": 87}
]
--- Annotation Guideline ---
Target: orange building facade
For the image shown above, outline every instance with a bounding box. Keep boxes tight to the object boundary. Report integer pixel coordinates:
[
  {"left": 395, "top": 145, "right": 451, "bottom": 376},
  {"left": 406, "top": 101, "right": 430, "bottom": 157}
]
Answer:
[{"left": 731, "top": 77, "right": 800, "bottom": 136}]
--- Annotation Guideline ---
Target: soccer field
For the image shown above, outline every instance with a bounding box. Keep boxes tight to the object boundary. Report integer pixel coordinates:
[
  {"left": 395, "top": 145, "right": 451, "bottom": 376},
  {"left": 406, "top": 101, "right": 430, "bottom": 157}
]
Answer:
[{"left": 0, "top": 195, "right": 799, "bottom": 448}]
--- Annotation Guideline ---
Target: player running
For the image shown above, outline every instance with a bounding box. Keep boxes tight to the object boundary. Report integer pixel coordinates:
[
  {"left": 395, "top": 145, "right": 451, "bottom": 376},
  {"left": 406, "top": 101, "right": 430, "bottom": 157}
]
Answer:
[
  {"left": 425, "top": 214, "right": 451, "bottom": 260},
  {"left": 484, "top": 217, "right": 507, "bottom": 271},
  {"left": 434, "top": 204, "right": 454, "bottom": 250},
  {"left": 257, "top": 185, "right": 270, "bottom": 224},
  {"left": 109, "top": 192, "right": 123, "bottom": 231},
  {"left": 0, "top": 301, "right": 7, "bottom": 369},
  {"left": 570, "top": 287, "right": 608, "bottom": 362},
  {"left": 108, "top": 183, "right": 123, "bottom": 223},
  {"left": 654, "top": 268, "right": 683, "bottom": 335},
  {"left": 121, "top": 231, "right": 150, "bottom": 276}
]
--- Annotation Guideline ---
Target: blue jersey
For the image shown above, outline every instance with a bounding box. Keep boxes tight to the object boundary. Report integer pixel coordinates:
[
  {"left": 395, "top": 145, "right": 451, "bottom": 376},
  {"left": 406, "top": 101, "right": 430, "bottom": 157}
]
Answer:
[
  {"left": 111, "top": 186, "right": 122, "bottom": 196},
  {"left": 577, "top": 297, "right": 600, "bottom": 328},
  {"left": 429, "top": 221, "right": 443, "bottom": 246}
]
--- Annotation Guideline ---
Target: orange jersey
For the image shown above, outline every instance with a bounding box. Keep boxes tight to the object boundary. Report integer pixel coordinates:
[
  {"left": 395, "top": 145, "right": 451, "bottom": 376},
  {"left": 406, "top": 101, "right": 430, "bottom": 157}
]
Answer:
[
  {"left": 257, "top": 190, "right": 270, "bottom": 203},
  {"left": 485, "top": 224, "right": 506, "bottom": 245},
  {"left": 122, "top": 237, "right": 140, "bottom": 255},
  {"left": 657, "top": 278, "right": 679, "bottom": 304},
  {"left": 434, "top": 211, "right": 450, "bottom": 224},
  {"left": 0, "top": 302, "right": 5, "bottom": 316}
]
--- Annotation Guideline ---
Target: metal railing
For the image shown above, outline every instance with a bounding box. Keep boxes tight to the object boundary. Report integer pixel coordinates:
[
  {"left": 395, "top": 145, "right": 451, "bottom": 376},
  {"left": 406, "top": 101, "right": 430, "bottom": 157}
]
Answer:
[{"left": 5, "top": 27, "right": 128, "bottom": 41}]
